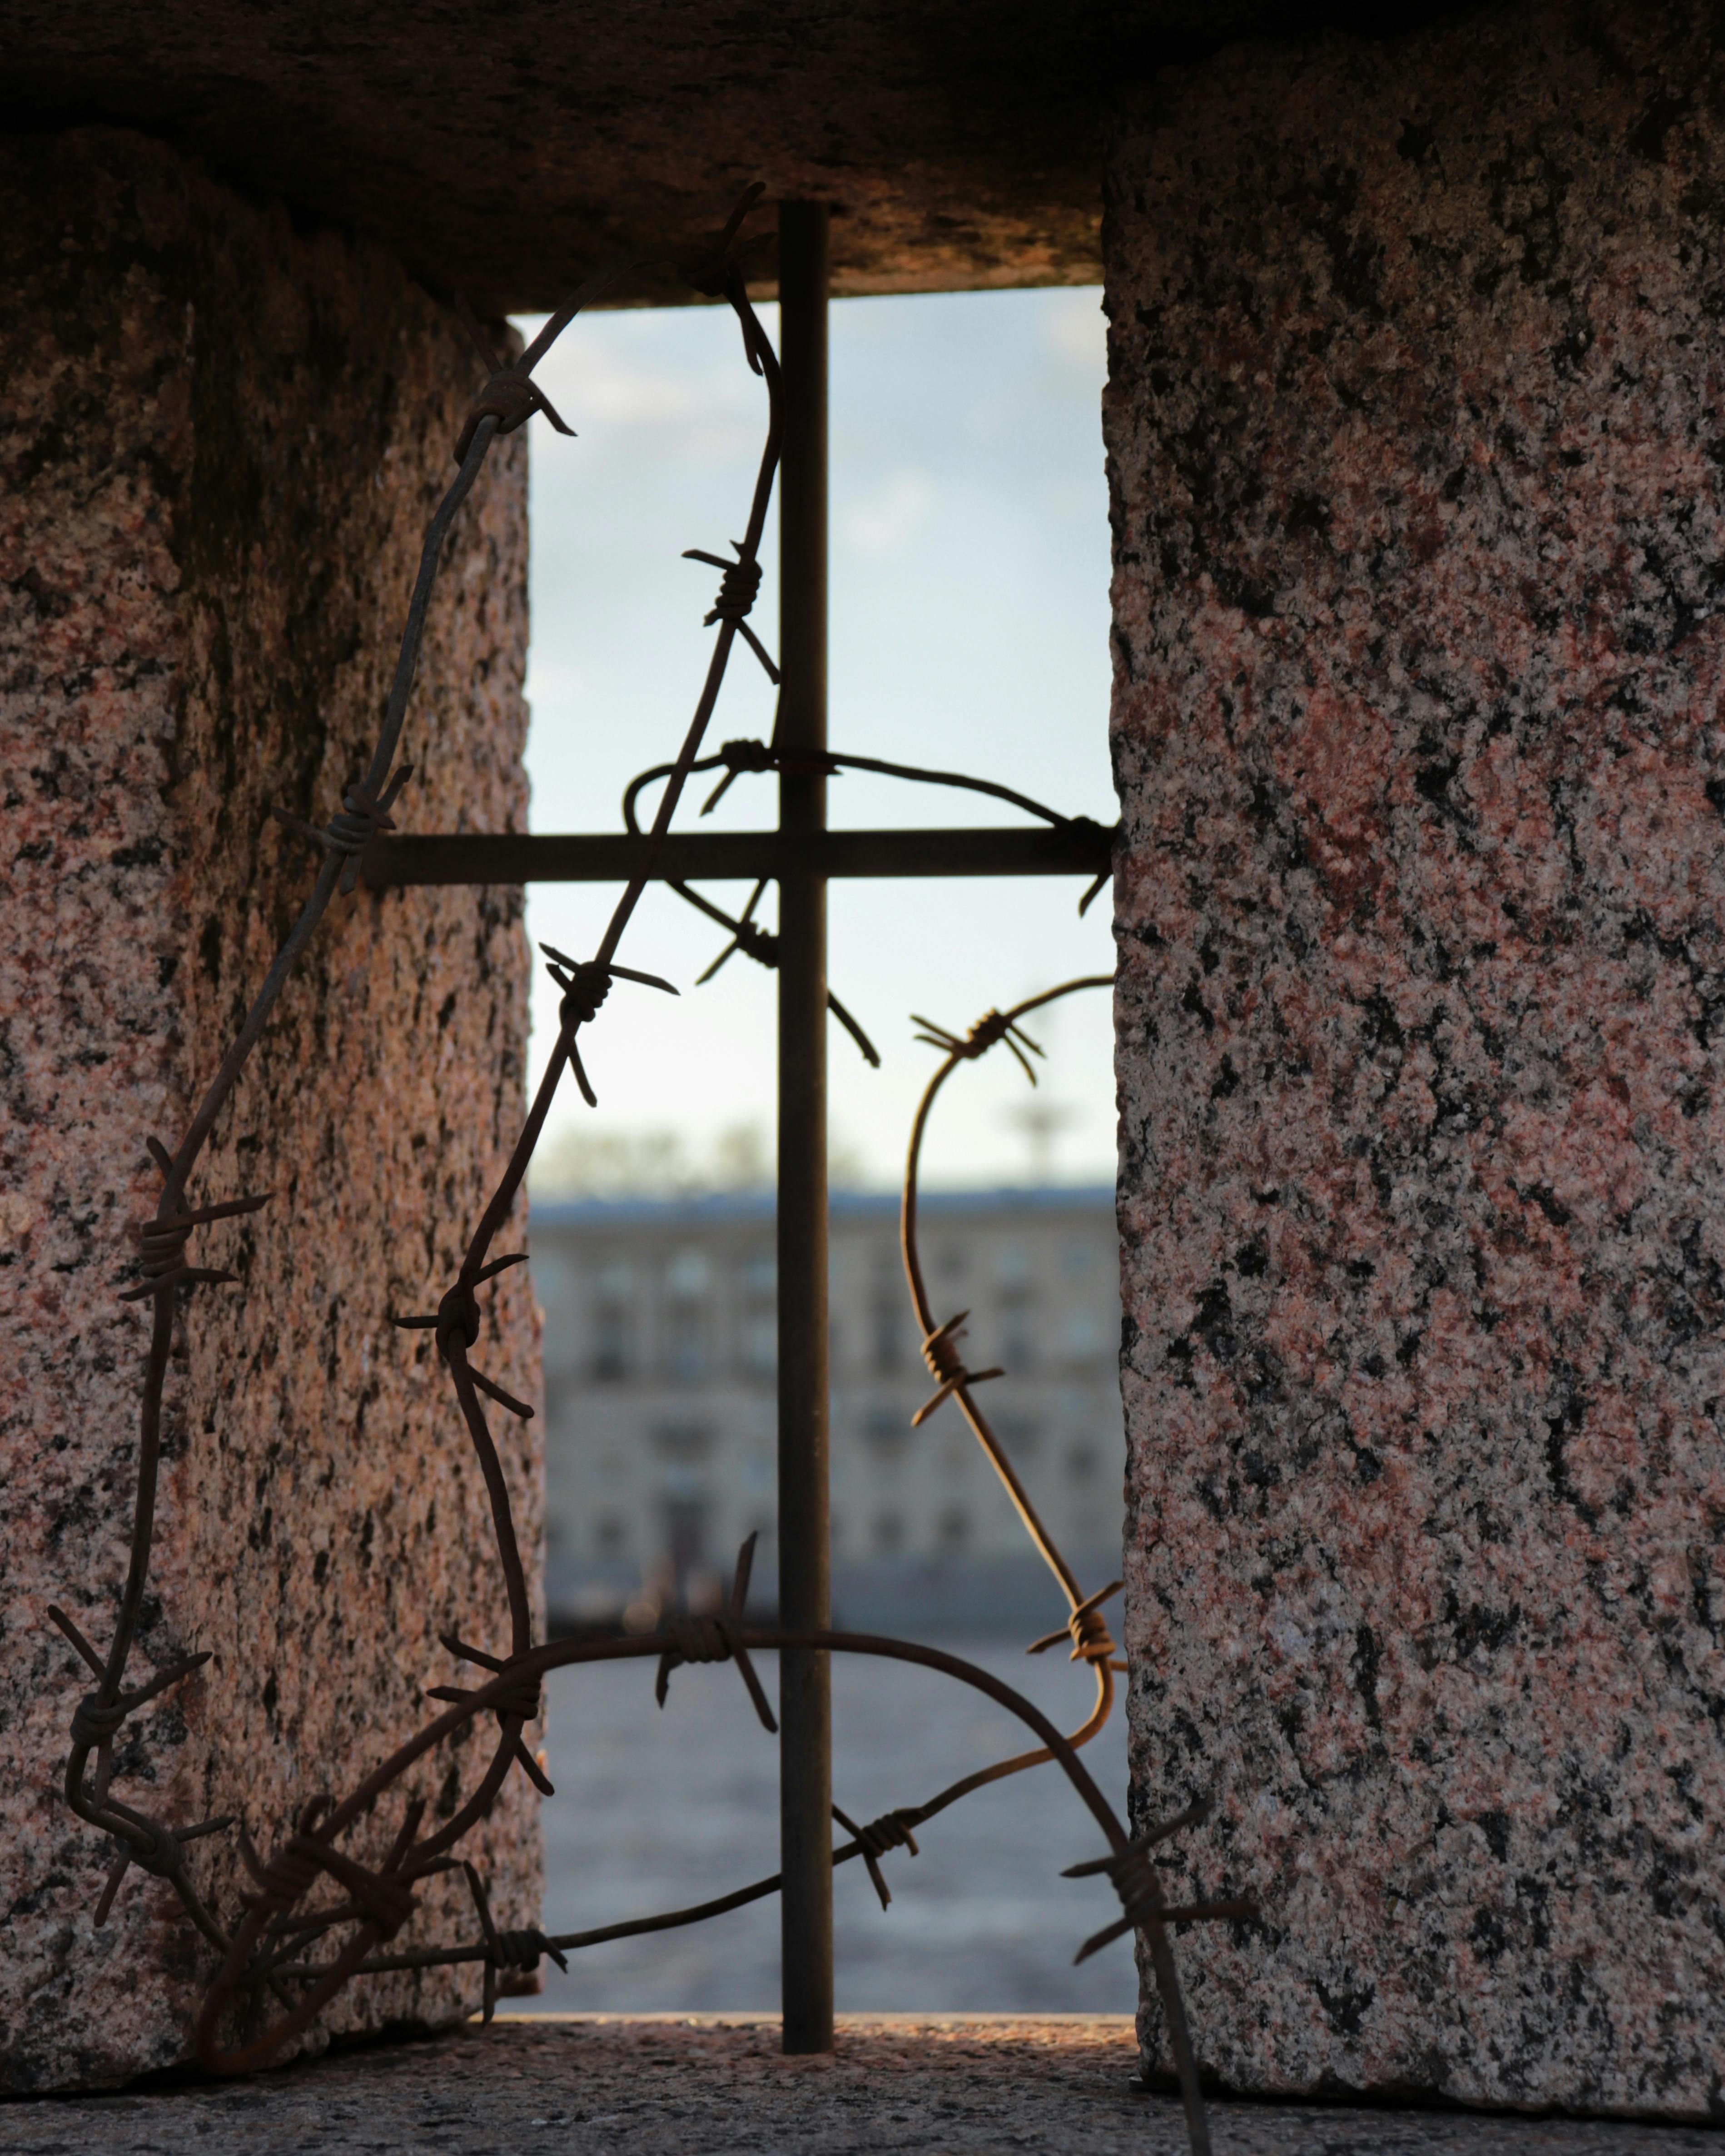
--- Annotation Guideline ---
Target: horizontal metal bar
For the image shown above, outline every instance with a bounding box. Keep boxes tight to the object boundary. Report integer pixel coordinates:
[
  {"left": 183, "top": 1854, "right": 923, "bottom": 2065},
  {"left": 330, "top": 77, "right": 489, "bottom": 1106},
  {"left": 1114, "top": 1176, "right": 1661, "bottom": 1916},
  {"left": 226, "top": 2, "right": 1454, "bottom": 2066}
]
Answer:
[{"left": 362, "top": 824, "right": 1115, "bottom": 888}]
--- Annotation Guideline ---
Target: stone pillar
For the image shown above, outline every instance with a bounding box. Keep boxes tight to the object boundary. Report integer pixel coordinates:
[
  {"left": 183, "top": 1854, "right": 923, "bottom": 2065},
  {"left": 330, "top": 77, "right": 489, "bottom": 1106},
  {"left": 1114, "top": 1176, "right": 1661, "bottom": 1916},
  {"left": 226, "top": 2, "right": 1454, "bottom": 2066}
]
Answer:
[
  {"left": 0, "top": 129, "right": 541, "bottom": 2089},
  {"left": 1107, "top": 2, "right": 1725, "bottom": 2120}
]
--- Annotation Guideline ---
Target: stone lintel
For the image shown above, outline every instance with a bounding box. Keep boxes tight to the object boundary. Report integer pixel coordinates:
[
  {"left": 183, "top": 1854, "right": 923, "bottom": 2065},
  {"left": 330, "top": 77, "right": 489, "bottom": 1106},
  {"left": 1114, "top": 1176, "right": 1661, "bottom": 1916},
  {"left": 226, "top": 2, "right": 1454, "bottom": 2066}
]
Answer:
[{"left": 0, "top": 1, "right": 1464, "bottom": 310}]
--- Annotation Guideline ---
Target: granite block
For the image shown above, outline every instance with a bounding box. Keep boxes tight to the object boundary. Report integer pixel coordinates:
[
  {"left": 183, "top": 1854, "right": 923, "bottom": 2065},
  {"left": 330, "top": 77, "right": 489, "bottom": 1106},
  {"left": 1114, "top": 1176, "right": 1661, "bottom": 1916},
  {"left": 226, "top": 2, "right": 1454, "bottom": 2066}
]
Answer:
[
  {"left": 1105, "top": 0, "right": 1725, "bottom": 2119},
  {"left": 0, "top": 129, "right": 540, "bottom": 2089}
]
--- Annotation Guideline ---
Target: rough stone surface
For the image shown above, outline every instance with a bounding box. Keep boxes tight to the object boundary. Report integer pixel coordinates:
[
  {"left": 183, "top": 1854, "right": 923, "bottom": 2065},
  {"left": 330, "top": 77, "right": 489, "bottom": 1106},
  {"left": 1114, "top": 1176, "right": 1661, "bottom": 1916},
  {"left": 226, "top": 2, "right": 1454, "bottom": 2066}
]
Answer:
[
  {"left": 0, "top": 129, "right": 542, "bottom": 2091},
  {"left": 0, "top": 2017, "right": 1709, "bottom": 2154},
  {"left": 1105, "top": 0, "right": 1725, "bottom": 2122},
  {"left": 0, "top": 2, "right": 1460, "bottom": 311}
]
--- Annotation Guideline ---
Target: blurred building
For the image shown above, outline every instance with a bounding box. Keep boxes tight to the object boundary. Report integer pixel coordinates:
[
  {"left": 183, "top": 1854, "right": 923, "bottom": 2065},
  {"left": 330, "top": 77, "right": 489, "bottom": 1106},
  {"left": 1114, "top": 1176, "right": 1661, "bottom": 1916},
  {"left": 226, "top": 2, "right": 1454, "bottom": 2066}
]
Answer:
[{"left": 529, "top": 1186, "right": 1125, "bottom": 1634}]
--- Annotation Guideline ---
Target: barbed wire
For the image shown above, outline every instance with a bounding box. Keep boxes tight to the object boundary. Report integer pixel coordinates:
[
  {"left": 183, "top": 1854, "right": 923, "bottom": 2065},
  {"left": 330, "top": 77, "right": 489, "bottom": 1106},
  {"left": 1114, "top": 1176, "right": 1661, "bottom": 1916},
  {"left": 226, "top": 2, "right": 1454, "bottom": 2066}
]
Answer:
[{"left": 33, "top": 183, "right": 1245, "bottom": 2156}]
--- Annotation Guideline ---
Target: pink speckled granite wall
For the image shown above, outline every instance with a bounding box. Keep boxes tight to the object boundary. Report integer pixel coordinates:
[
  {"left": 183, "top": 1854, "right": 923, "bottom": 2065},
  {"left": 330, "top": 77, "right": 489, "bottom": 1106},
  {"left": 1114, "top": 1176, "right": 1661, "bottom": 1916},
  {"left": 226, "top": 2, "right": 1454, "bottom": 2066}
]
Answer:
[
  {"left": 0, "top": 131, "right": 541, "bottom": 2088},
  {"left": 1106, "top": 1, "right": 1725, "bottom": 2121}
]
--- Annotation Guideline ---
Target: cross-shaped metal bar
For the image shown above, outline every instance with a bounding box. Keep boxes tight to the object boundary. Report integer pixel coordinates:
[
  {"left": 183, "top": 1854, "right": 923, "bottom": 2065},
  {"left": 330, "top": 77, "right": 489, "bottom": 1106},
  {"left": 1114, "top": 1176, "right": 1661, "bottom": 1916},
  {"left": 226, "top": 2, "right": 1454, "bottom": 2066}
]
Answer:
[{"left": 356, "top": 203, "right": 1113, "bottom": 2057}]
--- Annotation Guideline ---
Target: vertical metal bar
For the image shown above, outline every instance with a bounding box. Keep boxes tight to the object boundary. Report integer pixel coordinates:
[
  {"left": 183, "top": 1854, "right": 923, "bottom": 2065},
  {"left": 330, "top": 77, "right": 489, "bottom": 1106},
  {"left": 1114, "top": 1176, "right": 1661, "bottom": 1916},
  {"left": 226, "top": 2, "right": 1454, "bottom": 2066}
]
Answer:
[{"left": 776, "top": 197, "right": 833, "bottom": 2056}]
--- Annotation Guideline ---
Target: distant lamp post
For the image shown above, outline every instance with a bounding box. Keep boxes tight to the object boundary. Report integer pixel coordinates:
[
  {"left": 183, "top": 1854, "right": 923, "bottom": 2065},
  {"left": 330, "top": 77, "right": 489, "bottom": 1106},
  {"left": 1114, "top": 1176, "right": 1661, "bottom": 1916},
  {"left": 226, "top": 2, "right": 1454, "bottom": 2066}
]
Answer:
[{"left": 1004, "top": 1095, "right": 1080, "bottom": 1182}]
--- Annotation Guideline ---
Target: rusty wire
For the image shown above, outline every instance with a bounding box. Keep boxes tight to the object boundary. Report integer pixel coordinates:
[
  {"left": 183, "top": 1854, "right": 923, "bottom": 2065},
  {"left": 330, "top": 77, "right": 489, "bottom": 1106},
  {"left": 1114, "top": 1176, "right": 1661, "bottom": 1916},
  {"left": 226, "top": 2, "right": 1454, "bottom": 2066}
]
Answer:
[
  {"left": 620, "top": 736, "right": 1121, "bottom": 1002},
  {"left": 35, "top": 183, "right": 1245, "bottom": 2156}
]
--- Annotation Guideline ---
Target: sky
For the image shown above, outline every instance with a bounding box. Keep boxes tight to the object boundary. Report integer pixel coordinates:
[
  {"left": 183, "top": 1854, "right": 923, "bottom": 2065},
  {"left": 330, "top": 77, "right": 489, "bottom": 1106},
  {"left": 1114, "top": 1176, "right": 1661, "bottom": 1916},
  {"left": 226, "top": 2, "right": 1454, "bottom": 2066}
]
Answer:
[{"left": 514, "top": 285, "right": 1116, "bottom": 1192}]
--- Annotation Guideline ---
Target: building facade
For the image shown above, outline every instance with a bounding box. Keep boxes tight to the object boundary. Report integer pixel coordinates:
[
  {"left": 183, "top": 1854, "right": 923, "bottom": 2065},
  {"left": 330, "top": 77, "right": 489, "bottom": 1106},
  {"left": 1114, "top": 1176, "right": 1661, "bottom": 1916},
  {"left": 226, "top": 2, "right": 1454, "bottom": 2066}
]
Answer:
[{"left": 529, "top": 1186, "right": 1125, "bottom": 1633}]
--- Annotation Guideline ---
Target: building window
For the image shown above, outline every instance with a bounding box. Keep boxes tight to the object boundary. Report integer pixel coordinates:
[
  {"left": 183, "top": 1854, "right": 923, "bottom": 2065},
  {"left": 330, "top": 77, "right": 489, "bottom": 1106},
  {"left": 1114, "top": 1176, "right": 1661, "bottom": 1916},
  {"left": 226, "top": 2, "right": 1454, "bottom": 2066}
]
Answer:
[
  {"left": 534, "top": 1252, "right": 579, "bottom": 1374},
  {"left": 937, "top": 1507, "right": 968, "bottom": 1550},
  {"left": 667, "top": 1327, "right": 706, "bottom": 1382},
  {"left": 654, "top": 1423, "right": 712, "bottom": 1461},
  {"left": 1067, "top": 1443, "right": 1099, "bottom": 1482},
  {"left": 868, "top": 1294, "right": 903, "bottom": 1374},
  {"left": 743, "top": 1313, "right": 776, "bottom": 1378},
  {"left": 592, "top": 1257, "right": 634, "bottom": 1381},
  {"left": 745, "top": 1253, "right": 776, "bottom": 1301},
  {"left": 593, "top": 1303, "right": 632, "bottom": 1381},
  {"left": 873, "top": 1510, "right": 905, "bottom": 1555},
  {"left": 660, "top": 1496, "right": 709, "bottom": 1591},
  {"left": 1061, "top": 1242, "right": 1096, "bottom": 1278},
  {"left": 994, "top": 1413, "right": 1042, "bottom": 1458},
  {"left": 664, "top": 1249, "right": 710, "bottom": 1382},
  {"left": 863, "top": 1401, "right": 908, "bottom": 1455},
  {"left": 1000, "top": 1314, "right": 1036, "bottom": 1371},
  {"left": 995, "top": 1242, "right": 1032, "bottom": 1290},
  {"left": 595, "top": 1513, "right": 626, "bottom": 1555},
  {"left": 1061, "top": 1312, "right": 1106, "bottom": 1367}
]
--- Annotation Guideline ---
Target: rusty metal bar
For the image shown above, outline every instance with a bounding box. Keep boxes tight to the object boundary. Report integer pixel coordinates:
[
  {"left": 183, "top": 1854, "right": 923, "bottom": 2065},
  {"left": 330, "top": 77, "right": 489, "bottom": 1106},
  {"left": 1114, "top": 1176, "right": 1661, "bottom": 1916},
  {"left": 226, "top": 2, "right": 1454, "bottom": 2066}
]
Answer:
[
  {"left": 776, "top": 196, "right": 833, "bottom": 2057},
  {"left": 360, "top": 822, "right": 1113, "bottom": 887}
]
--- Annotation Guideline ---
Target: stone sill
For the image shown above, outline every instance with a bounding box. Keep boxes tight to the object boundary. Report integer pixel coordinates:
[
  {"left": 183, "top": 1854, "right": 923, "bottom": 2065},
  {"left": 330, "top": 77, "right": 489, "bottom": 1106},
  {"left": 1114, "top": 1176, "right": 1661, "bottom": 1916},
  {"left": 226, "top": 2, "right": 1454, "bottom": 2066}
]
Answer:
[{"left": 0, "top": 2016, "right": 1709, "bottom": 2153}]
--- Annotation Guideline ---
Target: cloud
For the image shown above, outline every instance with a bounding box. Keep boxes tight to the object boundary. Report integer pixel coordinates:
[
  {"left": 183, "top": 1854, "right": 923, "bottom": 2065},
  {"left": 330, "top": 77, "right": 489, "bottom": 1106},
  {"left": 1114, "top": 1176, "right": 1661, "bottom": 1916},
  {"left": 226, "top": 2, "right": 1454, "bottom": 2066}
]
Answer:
[
  {"left": 840, "top": 468, "right": 937, "bottom": 556},
  {"left": 518, "top": 312, "right": 761, "bottom": 437},
  {"left": 1041, "top": 290, "right": 1107, "bottom": 372}
]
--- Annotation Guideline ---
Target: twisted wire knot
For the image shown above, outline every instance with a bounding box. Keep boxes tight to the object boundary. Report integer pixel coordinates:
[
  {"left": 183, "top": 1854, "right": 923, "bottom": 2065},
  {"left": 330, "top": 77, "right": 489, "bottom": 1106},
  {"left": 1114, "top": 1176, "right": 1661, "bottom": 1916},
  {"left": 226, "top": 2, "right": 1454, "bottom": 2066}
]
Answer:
[
  {"left": 1102, "top": 1840, "right": 1163, "bottom": 1932},
  {"left": 424, "top": 1637, "right": 551, "bottom": 1795},
  {"left": 852, "top": 1811, "right": 917, "bottom": 1863},
  {"left": 136, "top": 1216, "right": 190, "bottom": 1283},
  {"left": 696, "top": 735, "right": 835, "bottom": 816},
  {"left": 487, "top": 1663, "right": 543, "bottom": 1730},
  {"left": 128, "top": 1815, "right": 189, "bottom": 1881},
  {"left": 70, "top": 1694, "right": 128, "bottom": 1749},
  {"left": 706, "top": 551, "right": 763, "bottom": 624},
  {"left": 254, "top": 1834, "right": 325, "bottom": 1911},
  {"left": 911, "top": 1312, "right": 1004, "bottom": 1428},
  {"left": 324, "top": 782, "right": 401, "bottom": 857},
  {"left": 314, "top": 1844, "right": 418, "bottom": 1941},
  {"left": 268, "top": 764, "right": 413, "bottom": 892},
  {"left": 659, "top": 1613, "right": 733, "bottom": 1669},
  {"left": 89, "top": 1802, "right": 231, "bottom": 1927},
  {"left": 556, "top": 961, "right": 613, "bottom": 1030},
  {"left": 962, "top": 1010, "right": 1014, "bottom": 1056},
  {"left": 911, "top": 1006, "right": 1047, "bottom": 1088},
  {"left": 119, "top": 1151, "right": 270, "bottom": 1303},
  {"left": 435, "top": 1280, "right": 482, "bottom": 1360},
  {"left": 1069, "top": 1601, "right": 1118, "bottom": 1664},
  {"left": 462, "top": 1862, "right": 570, "bottom": 2022},
  {"left": 392, "top": 1255, "right": 537, "bottom": 1421},
  {"left": 922, "top": 1318, "right": 968, "bottom": 1385},
  {"left": 1028, "top": 1579, "right": 1124, "bottom": 1668},
  {"left": 654, "top": 1535, "right": 777, "bottom": 1733},
  {"left": 251, "top": 1834, "right": 416, "bottom": 1941},
  {"left": 719, "top": 736, "right": 777, "bottom": 775},
  {"left": 833, "top": 1803, "right": 920, "bottom": 1909},
  {"left": 731, "top": 919, "right": 779, "bottom": 966},
  {"left": 492, "top": 1926, "right": 552, "bottom": 1972},
  {"left": 1063, "top": 1797, "right": 1253, "bottom": 1963},
  {"left": 51, "top": 1605, "right": 215, "bottom": 1848},
  {"left": 537, "top": 946, "right": 676, "bottom": 1108},
  {"left": 454, "top": 368, "right": 574, "bottom": 463},
  {"left": 682, "top": 546, "right": 779, "bottom": 681}
]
